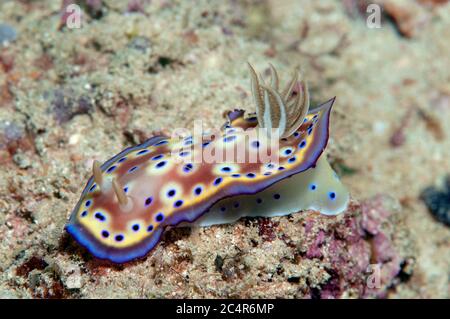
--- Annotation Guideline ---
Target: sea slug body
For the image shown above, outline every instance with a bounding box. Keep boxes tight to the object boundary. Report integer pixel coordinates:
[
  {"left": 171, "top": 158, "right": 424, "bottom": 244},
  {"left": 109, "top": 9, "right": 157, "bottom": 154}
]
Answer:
[{"left": 66, "top": 64, "right": 349, "bottom": 263}]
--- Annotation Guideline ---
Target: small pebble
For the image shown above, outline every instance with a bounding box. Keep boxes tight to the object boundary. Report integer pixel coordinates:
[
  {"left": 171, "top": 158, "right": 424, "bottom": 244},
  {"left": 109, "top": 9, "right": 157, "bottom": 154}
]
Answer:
[
  {"left": 128, "top": 36, "right": 151, "bottom": 53},
  {"left": 68, "top": 134, "right": 80, "bottom": 145},
  {"left": 13, "top": 153, "right": 32, "bottom": 169},
  {"left": 0, "top": 120, "right": 25, "bottom": 144},
  {"left": 420, "top": 176, "right": 450, "bottom": 226},
  {"left": 373, "top": 121, "right": 387, "bottom": 135},
  {"left": 0, "top": 23, "right": 17, "bottom": 46},
  {"left": 65, "top": 273, "right": 82, "bottom": 289}
]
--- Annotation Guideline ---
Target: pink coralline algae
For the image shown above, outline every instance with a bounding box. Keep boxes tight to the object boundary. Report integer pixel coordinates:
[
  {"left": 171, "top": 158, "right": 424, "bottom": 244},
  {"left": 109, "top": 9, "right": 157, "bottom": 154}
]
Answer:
[
  {"left": 306, "top": 230, "right": 326, "bottom": 259},
  {"left": 127, "top": 0, "right": 147, "bottom": 13},
  {"left": 0, "top": 120, "right": 34, "bottom": 164},
  {"left": 360, "top": 195, "right": 414, "bottom": 298},
  {"left": 290, "top": 195, "right": 413, "bottom": 299},
  {"left": 49, "top": 89, "right": 93, "bottom": 124}
]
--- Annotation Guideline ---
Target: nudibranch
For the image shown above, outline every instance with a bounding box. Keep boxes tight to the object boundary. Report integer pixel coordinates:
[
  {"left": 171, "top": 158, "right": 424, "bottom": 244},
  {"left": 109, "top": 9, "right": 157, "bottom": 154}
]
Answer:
[{"left": 66, "top": 64, "right": 349, "bottom": 263}]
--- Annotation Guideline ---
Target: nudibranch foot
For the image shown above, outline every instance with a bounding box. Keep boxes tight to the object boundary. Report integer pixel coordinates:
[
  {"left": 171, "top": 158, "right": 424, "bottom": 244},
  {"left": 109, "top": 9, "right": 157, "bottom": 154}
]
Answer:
[{"left": 191, "top": 156, "right": 349, "bottom": 226}]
